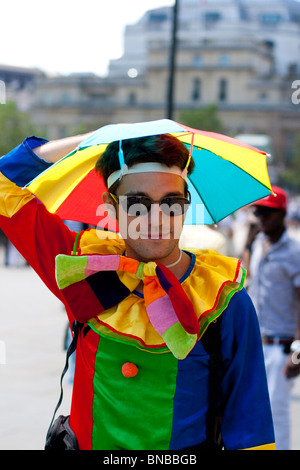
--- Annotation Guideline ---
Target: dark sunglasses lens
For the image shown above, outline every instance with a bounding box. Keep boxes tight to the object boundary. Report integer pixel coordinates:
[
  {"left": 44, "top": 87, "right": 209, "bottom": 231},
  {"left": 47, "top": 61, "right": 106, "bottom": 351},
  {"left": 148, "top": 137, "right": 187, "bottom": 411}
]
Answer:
[
  {"left": 120, "top": 196, "right": 190, "bottom": 216},
  {"left": 126, "top": 197, "right": 150, "bottom": 216},
  {"left": 254, "top": 208, "right": 273, "bottom": 218},
  {"left": 160, "top": 198, "right": 190, "bottom": 216}
]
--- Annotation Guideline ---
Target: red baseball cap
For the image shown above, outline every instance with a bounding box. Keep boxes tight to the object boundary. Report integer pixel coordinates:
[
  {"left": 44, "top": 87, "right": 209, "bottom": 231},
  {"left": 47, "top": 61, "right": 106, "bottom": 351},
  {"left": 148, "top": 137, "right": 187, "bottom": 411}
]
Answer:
[{"left": 253, "top": 186, "right": 288, "bottom": 211}]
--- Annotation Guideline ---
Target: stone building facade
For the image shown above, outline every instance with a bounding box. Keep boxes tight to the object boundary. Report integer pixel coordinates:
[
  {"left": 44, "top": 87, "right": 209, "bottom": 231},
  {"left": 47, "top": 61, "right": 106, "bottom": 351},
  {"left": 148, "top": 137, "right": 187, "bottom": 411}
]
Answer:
[{"left": 27, "top": 0, "right": 300, "bottom": 166}]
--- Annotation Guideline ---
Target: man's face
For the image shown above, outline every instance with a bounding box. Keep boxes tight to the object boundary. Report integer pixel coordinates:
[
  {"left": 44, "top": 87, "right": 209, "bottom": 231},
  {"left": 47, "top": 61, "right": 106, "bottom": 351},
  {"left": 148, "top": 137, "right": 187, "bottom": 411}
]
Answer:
[
  {"left": 253, "top": 206, "right": 285, "bottom": 236},
  {"left": 112, "top": 171, "right": 188, "bottom": 263}
]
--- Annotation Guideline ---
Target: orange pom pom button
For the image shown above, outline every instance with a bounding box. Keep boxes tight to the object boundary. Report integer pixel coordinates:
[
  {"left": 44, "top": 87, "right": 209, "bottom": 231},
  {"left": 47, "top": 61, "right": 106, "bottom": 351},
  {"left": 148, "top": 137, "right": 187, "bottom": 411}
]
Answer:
[{"left": 122, "top": 362, "right": 138, "bottom": 378}]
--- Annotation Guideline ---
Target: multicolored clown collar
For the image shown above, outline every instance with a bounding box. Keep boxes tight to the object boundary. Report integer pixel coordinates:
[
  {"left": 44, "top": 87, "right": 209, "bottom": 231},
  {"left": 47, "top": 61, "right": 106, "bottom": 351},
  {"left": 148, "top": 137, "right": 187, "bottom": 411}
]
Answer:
[{"left": 55, "top": 230, "right": 246, "bottom": 360}]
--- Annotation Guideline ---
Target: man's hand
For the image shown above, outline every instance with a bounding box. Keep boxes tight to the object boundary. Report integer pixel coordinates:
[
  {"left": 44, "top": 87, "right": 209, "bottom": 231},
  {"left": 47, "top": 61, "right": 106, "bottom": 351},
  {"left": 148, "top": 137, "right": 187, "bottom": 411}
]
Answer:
[
  {"left": 285, "top": 288, "right": 300, "bottom": 379},
  {"left": 283, "top": 352, "right": 300, "bottom": 379}
]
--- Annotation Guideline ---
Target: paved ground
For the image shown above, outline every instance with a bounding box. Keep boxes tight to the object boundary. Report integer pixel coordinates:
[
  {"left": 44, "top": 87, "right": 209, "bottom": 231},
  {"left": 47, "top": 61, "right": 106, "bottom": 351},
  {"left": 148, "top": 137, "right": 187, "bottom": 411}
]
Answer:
[
  {"left": 0, "top": 262, "right": 73, "bottom": 450},
  {"left": 0, "top": 262, "right": 300, "bottom": 450}
]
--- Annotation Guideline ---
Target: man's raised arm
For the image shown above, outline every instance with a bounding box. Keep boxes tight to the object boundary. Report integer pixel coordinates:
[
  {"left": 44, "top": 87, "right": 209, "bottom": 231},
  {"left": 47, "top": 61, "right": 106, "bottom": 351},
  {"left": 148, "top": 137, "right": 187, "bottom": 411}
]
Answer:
[{"left": 34, "top": 132, "right": 94, "bottom": 163}]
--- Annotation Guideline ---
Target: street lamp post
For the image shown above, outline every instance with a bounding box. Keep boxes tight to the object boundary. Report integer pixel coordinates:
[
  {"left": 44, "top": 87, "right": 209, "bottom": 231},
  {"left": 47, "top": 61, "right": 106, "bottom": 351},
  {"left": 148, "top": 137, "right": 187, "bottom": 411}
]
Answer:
[{"left": 166, "top": 0, "right": 179, "bottom": 120}]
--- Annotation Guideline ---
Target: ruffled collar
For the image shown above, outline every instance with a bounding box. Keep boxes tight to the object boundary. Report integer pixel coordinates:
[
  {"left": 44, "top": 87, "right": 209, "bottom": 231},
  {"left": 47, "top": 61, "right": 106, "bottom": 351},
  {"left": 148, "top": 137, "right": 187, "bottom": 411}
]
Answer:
[{"left": 57, "top": 229, "right": 246, "bottom": 356}]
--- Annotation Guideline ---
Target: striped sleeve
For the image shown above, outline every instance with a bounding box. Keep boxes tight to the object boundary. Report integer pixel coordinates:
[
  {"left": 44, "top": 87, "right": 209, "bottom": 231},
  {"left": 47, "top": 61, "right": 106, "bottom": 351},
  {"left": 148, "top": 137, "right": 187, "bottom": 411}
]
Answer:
[{"left": 0, "top": 137, "right": 76, "bottom": 301}]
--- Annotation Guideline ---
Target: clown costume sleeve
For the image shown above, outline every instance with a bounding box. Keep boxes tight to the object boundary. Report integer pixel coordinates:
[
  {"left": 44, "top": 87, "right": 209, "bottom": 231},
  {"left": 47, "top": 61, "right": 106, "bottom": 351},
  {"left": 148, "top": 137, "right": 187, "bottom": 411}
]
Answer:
[{"left": 0, "top": 137, "right": 77, "bottom": 308}]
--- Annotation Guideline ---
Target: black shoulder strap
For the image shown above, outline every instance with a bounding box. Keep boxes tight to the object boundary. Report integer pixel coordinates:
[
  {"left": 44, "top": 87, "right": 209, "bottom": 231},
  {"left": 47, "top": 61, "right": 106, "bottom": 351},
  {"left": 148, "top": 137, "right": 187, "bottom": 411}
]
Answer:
[
  {"left": 201, "top": 317, "right": 223, "bottom": 449},
  {"left": 201, "top": 317, "right": 222, "bottom": 359},
  {"left": 46, "top": 321, "right": 82, "bottom": 438}
]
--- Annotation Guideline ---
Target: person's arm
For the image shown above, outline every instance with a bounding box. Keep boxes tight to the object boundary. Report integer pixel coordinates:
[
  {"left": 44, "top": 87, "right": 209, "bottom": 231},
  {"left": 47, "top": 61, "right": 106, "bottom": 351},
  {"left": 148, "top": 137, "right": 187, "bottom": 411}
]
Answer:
[
  {"left": 34, "top": 132, "right": 94, "bottom": 164},
  {"left": 283, "top": 286, "right": 300, "bottom": 379},
  {"left": 0, "top": 137, "right": 78, "bottom": 303},
  {"left": 241, "top": 222, "right": 259, "bottom": 274},
  {"left": 218, "top": 289, "right": 275, "bottom": 450}
]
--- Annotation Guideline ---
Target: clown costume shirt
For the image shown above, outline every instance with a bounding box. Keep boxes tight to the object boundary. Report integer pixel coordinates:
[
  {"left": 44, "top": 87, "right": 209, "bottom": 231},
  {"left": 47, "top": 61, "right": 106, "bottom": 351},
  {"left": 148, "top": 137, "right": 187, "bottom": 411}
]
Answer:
[{"left": 0, "top": 137, "right": 275, "bottom": 450}]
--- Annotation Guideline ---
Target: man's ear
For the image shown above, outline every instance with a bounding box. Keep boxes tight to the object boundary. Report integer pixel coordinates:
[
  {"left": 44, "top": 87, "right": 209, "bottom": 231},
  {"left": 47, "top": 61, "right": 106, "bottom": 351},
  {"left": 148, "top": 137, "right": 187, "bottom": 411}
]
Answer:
[{"left": 102, "top": 192, "right": 117, "bottom": 220}]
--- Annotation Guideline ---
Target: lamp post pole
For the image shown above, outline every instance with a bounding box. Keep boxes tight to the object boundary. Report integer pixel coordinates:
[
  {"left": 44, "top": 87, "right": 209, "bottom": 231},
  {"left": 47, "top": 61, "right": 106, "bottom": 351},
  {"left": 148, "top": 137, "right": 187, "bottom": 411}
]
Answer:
[{"left": 166, "top": 0, "right": 179, "bottom": 120}]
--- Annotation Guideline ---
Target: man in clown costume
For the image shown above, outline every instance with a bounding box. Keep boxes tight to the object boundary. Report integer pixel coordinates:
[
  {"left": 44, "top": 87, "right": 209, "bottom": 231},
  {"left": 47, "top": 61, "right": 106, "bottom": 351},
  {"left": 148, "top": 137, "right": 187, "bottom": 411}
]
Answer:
[{"left": 0, "top": 127, "right": 275, "bottom": 450}]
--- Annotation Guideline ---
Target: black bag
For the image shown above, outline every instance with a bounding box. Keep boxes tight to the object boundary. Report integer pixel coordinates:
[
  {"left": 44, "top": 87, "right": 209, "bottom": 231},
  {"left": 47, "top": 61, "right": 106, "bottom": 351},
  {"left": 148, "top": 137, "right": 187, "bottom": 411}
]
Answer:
[
  {"left": 45, "top": 321, "right": 82, "bottom": 450},
  {"left": 45, "top": 415, "right": 78, "bottom": 450}
]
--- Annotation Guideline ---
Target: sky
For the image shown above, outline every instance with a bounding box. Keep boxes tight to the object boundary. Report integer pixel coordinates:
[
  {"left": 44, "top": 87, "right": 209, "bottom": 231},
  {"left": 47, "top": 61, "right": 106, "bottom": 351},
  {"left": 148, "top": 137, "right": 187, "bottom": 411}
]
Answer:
[{"left": 1, "top": 0, "right": 175, "bottom": 77}]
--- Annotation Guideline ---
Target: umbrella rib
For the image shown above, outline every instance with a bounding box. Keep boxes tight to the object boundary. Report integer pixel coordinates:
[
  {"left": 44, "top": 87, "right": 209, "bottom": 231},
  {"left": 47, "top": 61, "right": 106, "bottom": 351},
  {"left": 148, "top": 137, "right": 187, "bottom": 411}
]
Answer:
[
  {"left": 189, "top": 180, "right": 217, "bottom": 225},
  {"left": 200, "top": 195, "right": 217, "bottom": 225},
  {"left": 181, "top": 131, "right": 217, "bottom": 225}
]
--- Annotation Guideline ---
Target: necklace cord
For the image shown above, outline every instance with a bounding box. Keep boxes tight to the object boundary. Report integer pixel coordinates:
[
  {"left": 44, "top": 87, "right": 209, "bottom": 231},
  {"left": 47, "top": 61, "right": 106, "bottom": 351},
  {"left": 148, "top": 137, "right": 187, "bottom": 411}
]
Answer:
[{"left": 165, "top": 250, "right": 182, "bottom": 268}]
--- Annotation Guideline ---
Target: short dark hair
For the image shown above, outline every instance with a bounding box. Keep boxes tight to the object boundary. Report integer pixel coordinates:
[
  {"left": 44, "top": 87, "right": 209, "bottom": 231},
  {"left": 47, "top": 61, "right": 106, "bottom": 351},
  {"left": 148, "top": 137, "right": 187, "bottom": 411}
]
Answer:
[{"left": 95, "top": 133, "right": 194, "bottom": 192}]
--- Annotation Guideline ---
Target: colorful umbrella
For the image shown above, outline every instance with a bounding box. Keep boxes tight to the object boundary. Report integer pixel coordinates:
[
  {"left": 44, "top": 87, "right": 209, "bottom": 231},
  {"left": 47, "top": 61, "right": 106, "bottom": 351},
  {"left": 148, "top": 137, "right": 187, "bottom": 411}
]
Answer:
[{"left": 27, "top": 119, "right": 272, "bottom": 227}]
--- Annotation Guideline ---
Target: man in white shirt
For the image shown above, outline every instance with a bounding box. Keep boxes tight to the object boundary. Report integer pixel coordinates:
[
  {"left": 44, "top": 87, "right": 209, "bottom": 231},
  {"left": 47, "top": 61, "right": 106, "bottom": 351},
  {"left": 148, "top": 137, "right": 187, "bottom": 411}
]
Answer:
[{"left": 248, "top": 186, "right": 300, "bottom": 449}]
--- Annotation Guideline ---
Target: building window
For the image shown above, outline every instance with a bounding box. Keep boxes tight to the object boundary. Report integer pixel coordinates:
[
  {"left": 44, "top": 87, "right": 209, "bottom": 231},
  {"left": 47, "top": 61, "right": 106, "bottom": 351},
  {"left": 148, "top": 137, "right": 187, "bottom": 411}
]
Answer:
[
  {"left": 218, "top": 78, "right": 228, "bottom": 102},
  {"left": 288, "top": 63, "right": 298, "bottom": 77},
  {"left": 128, "top": 92, "right": 137, "bottom": 105},
  {"left": 205, "top": 12, "right": 221, "bottom": 22},
  {"left": 258, "top": 92, "right": 268, "bottom": 102},
  {"left": 193, "top": 55, "right": 203, "bottom": 68},
  {"left": 61, "top": 92, "right": 71, "bottom": 104},
  {"left": 191, "top": 78, "right": 201, "bottom": 102},
  {"left": 148, "top": 12, "right": 168, "bottom": 23},
  {"left": 219, "top": 55, "right": 230, "bottom": 68},
  {"left": 260, "top": 13, "right": 283, "bottom": 25}
]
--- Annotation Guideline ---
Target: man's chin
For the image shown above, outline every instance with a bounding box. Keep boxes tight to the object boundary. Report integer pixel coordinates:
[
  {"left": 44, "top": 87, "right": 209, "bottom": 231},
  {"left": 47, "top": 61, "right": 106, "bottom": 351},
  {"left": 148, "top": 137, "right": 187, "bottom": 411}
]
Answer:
[
  {"left": 139, "top": 233, "right": 171, "bottom": 240},
  {"left": 124, "top": 238, "right": 178, "bottom": 263}
]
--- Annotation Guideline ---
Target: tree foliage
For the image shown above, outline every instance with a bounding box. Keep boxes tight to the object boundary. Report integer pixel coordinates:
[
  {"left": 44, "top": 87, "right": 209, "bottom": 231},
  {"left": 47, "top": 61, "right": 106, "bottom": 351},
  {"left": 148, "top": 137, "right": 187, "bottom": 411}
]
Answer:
[
  {"left": 177, "top": 104, "right": 224, "bottom": 133},
  {"left": 279, "top": 132, "right": 300, "bottom": 192},
  {"left": 0, "top": 101, "right": 40, "bottom": 156}
]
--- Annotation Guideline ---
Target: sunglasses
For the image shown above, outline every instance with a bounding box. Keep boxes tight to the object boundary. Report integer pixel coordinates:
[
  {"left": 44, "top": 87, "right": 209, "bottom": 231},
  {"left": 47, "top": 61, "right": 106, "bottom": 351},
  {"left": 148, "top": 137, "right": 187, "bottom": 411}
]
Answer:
[
  {"left": 110, "top": 193, "right": 191, "bottom": 217},
  {"left": 253, "top": 207, "right": 282, "bottom": 218}
]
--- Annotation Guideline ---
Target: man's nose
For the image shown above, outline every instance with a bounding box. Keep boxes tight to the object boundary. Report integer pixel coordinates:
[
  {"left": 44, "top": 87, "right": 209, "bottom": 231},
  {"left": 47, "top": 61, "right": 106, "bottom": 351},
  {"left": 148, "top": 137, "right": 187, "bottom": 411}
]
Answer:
[
  {"left": 150, "top": 202, "right": 161, "bottom": 215},
  {"left": 149, "top": 203, "right": 163, "bottom": 224}
]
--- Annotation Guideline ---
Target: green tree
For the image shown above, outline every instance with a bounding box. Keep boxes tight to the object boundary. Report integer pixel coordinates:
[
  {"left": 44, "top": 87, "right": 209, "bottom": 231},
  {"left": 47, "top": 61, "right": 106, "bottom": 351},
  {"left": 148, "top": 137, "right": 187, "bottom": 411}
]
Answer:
[
  {"left": 279, "top": 132, "right": 300, "bottom": 192},
  {"left": 177, "top": 104, "right": 223, "bottom": 133},
  {"left": 0, "top": 101, "right": 41, "bottom": 156}
]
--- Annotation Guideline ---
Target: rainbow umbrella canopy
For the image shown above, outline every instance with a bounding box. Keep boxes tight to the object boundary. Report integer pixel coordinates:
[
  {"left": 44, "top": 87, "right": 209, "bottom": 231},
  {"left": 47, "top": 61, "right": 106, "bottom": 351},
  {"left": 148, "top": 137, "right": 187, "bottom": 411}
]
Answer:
[{"left": 27, "top": 119, "right": 272, "bottom": 228}]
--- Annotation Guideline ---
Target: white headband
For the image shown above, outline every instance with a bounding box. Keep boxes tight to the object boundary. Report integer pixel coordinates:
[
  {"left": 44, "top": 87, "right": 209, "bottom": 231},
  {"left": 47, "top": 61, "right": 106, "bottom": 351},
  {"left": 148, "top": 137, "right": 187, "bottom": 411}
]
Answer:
[{"left": 107, "top": 140, "right": 191, "bottom": 188}]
